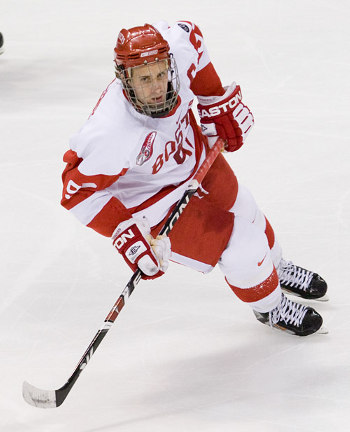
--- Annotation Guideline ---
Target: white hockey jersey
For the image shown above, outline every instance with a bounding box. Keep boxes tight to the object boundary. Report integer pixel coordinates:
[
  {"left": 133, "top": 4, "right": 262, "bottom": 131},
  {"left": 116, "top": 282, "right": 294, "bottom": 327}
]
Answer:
[{"left": 61, "top": 21, "right": 225, "bottom": 237}]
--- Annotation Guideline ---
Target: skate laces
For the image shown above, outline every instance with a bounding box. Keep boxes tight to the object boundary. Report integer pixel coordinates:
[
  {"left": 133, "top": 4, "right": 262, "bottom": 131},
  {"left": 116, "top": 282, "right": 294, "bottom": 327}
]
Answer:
[
  {"left": 270, "top": 294, "right": 308, "bottom": 327},
  {"left": 278, "top": 259, "right": 314, "bottom": 292}
]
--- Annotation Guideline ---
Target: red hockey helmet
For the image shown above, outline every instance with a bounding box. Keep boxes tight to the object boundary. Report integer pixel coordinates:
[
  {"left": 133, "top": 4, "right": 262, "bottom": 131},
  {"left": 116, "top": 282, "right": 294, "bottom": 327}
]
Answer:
[
  {"left": 114, "top": 24, "right": 170, "bottom": 68},
  {"left": 114, "top": 24, "right": 180, "bottom": 118}
]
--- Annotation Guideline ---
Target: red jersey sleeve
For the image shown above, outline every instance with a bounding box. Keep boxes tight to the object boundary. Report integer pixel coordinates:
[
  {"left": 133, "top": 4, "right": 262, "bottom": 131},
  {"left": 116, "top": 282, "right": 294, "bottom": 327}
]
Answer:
[
  {"left": 190, "top": 62, "right": 225, "bottom": 97},
  {"left": 176, "top": 21, "right": 225, "bottom": 97},
  {"left": 61, "top": 150, "right": 132, "bottom": 237}
]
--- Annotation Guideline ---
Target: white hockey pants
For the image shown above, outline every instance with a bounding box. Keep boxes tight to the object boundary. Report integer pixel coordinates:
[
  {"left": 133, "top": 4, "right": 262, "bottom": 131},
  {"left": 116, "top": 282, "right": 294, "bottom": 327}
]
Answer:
[{"left": 219, "top": 184, "right": 283, "bottom": 313}]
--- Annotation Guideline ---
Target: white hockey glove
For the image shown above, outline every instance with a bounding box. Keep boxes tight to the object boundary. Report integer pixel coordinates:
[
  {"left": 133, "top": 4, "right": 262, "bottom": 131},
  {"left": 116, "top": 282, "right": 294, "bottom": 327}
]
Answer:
[
  {"left": 112, "top": 218, "right": 171, "bottom": 280},
  {"left": 197, "top": 82, "right": 254, "bottom": 152}
]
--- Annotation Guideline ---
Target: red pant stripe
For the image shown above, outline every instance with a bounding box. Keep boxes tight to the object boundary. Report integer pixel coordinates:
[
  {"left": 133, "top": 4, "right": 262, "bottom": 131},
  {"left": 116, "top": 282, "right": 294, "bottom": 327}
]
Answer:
[{"left": 227, "top": 268, "right": 279, "bottom": 303}]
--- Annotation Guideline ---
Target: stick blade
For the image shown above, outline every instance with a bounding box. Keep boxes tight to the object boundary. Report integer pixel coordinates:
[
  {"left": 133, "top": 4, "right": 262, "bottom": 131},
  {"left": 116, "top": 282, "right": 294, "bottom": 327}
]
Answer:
[{"left": 22, "top": 381, "right": 57, "bottom": 408}]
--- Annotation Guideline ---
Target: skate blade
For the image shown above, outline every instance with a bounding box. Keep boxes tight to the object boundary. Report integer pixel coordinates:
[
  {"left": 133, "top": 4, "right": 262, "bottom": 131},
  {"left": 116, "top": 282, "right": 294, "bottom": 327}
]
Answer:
[
  {"left": 316, "top": 294, "right": 329, "bottom": 302},
  {"left": 281, "top": 289, "right": 329, "bottom": 302},
  {"left": 317, "top": 325, "right": 329, "bottom": 334}
]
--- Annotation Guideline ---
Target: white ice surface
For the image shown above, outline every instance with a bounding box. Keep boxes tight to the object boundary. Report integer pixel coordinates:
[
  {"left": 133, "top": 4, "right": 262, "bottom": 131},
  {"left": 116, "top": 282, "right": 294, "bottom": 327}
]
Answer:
[{"left": 1, "top": 1, "right": 350, "bottom": 431}]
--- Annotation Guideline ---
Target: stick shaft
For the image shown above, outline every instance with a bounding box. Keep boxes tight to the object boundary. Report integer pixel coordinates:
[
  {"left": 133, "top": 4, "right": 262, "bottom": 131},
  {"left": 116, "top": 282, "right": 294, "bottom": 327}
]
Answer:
[{"left": 24, "top": 138, "right": 224, "bottom": 408}]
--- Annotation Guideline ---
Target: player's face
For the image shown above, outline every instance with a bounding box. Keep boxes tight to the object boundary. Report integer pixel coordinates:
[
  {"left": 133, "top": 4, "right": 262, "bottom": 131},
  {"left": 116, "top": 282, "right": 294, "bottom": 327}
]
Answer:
[{"left": 130, "top": 60, "right": 169, "bottom": 107}]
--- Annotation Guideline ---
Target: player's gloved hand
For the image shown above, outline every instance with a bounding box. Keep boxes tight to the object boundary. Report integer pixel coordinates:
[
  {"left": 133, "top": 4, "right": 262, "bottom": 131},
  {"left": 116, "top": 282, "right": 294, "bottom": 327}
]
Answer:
[
  {"left": 197, "top": 82, "right": 254, "bottom": 152},
  {"left": 112, "top": 217, "right": 171, "bottom": 280}
]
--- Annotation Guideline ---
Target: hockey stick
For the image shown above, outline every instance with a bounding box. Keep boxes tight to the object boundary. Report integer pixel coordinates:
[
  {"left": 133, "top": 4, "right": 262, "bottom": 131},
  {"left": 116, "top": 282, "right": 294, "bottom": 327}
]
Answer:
[{"left": 22, "top": 138, "right": 224, "bottom": 408}]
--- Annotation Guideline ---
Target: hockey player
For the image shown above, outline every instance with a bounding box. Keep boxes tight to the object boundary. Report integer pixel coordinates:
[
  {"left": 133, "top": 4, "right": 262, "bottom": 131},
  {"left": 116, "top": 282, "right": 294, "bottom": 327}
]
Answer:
[{"left": 61, "top": 21, "right": 327, "bottom": 337}]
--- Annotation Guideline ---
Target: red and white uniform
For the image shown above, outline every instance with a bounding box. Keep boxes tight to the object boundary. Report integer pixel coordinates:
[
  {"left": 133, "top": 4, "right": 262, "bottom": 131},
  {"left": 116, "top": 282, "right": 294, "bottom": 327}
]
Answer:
[{"left": 61, "top": 21, "right": 282, "bottom": 313}]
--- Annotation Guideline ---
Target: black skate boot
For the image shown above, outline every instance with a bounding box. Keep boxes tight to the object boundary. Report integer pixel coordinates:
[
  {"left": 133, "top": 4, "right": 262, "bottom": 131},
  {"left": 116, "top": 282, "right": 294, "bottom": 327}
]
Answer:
[
  {"left": 254, "top": 293, "right": 324, "bottom": 336},
  {"left": 277, "top": 259, "right": 328, "bottom": 301},
  {"left": 0, "top": 33, "right": 4, "bottom": 55}
]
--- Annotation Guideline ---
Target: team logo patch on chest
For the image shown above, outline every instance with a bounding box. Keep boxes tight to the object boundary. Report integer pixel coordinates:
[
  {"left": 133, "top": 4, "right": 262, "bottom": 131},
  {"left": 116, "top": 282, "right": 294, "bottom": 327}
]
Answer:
[{"left": 136, "top": 131, "right": 157, "bottom": 166}]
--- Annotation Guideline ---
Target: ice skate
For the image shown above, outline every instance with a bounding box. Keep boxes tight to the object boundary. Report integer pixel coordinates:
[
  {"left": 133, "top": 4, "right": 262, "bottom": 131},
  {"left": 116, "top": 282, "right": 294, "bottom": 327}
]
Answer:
[
  {"left": 277, "top": 258, "right": 328, "bottom": 301},
  {"left": 254, "top": 293, "right": 325, "bottom": 336}
]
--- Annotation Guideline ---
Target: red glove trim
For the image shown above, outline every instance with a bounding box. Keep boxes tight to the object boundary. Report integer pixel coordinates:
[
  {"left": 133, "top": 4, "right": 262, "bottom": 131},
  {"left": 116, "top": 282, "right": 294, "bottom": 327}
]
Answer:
[{"left": 112, "top": 222, "right": 163, "bottom": 280}]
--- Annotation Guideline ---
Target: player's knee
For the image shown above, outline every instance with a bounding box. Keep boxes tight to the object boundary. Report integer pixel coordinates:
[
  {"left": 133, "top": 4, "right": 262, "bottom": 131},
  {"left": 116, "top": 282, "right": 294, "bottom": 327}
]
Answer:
[
  {"left": 230, "top": 184, "right": 266, "bottom": 231},
  {"left": 219, "top": 216, "right": 273, "bottom": 287}
]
